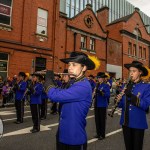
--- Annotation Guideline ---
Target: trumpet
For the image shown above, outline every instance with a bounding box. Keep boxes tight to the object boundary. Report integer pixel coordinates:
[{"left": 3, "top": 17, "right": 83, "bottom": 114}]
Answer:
[{"left": 108, "top": 77, "right": 131, "bottom": 117}]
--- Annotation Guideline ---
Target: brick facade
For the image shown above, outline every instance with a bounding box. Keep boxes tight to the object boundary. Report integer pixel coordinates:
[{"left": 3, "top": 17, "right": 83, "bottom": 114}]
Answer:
[
  {"left": 0, "top": 1, "right": 150, "bottom": 79},
  {"left": 106, "top": 8, "right": 150, "bottom": 79}
]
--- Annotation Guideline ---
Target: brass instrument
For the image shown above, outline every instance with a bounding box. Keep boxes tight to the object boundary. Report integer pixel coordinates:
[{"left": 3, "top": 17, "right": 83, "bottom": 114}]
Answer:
[{"left": 108, "top": 77, "right": 131, "bottom": 117}]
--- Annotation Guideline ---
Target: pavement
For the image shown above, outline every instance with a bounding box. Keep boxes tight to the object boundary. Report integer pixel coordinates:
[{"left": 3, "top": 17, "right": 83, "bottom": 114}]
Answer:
[{"left": 0, "top": 98, "right": 150, "bottom": 150}]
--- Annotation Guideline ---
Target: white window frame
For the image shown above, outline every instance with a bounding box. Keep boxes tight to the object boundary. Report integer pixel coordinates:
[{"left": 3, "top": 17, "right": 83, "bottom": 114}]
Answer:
[
  {"left": 0, "top": 53, "right": 9, "bottom": 78},
  {"left": 90, "top": 38, "right": 95, "bottom": 51},
  {"left": 37, "top": 8, "right": 48, "bottom": 36},
  {"left": 81, "top": 35, "right": 87, "bottom": 49},
  {"left": 0, "top": 0, "right": 13, "bottom": 26}
]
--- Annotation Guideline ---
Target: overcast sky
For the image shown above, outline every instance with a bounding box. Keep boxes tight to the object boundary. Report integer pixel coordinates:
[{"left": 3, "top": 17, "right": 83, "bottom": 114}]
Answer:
[{"left": 127, "top": 0, "right": 150, "bottom": 17}]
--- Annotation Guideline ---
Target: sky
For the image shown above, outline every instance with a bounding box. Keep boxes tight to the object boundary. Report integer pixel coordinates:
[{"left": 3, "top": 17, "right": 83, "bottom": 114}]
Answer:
[{"left": 127, "top": 0, "right": 150, "bottom": 17}]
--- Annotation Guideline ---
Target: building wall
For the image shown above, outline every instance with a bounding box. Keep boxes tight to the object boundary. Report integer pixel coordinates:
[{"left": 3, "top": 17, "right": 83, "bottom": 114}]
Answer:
[
  {"left": 0, "top": 0, "right": 56, "bottom": 79},
  {"left": 0, "top": 1, "right": 150, "bottom": 80},
  {"left": 107, "top": 10, "right": 150, "bottom": 79}
]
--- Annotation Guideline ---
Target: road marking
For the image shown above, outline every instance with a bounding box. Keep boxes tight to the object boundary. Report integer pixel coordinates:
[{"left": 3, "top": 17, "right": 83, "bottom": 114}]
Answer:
[
  {"left": 88, "top": 128, "right": 122, "bottom": 143},
  {"left": 2, "top": 115, "right": 95, "bottom": 137},
  {"left": 3, "top": 125, "right": 51, "bottom": 137},
  {"left": 0, "top": 111, "right": 31, "bottom": 116},
  {"left": 3, "top": 116, "right": 32, "bottom": 122}
]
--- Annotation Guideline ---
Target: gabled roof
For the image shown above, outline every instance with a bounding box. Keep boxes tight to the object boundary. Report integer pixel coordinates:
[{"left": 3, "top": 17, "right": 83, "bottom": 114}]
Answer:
[
  {"left": 107, "top": 14, "right": 133, "bottom": 26},
  {"left": 68, "top": 4, "right": 106, "bottom": 34},
  {"left": 107, "top": 9, "right": 150, "bottom": 35}
]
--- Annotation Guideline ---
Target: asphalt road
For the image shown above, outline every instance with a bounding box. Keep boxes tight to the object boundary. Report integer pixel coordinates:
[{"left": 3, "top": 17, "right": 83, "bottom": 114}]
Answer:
[{"left": 0, "top": 99, "right": 150, "bottom": 150}]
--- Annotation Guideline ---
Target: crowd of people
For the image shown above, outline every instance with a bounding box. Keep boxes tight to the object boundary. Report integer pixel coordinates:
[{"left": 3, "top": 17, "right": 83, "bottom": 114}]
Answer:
[{"left": 0, "top": 52, "right": 150, "bottom": 150}]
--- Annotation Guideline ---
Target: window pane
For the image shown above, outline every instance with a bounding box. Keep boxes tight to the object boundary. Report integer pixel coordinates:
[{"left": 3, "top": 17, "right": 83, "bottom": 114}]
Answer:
[
  {"left": 0, "top": 14, "right": 10, "bottom": 24},
  {"left": 0, "top": 72, "right": 7, "bottom": 81},
  {"left": 128, "top": 42, "right": 132, "bottom": 55},
  {"left": 37, "top": 25, "right": 47, "bottom": 35},
  {"left": 0, "top": 61, "right": 7, "bottom": 71},
  {"left": 35, "top": 57, "right": 46, "bottom": 71},
  {"left": 37, "top": 8, "right": 48, "bottom": 35},
  {"left": 0, "top": 53, "right": 8, "bottom": 60},
  {"left": 38, "top": 8, "right": 48, "bottom": 19},
  {"left": 0, "top": 0, "right": 12, "bottom": 6}
]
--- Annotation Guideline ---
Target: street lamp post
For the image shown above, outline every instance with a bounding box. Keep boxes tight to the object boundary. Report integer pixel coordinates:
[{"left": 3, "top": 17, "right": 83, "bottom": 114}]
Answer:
[{"left": 135, "top": 24, "right": 150, "bottom": 60}]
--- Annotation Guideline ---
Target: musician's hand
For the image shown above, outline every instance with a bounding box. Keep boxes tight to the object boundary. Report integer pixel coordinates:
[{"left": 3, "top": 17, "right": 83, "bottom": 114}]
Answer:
[
  {"left": 99, "top": 90, "right": 104, "bottom": 96},
  {"left": 124, "top": 88, "right": 132, "bottom": 97},
  {"left": 14, "top": 83, "right": 19, "bottom": 91},
  {"left": 116, "top": 94, "right": 122, "bottom": 102},
  {"left": 44, "top": 70, "right": 56, "bottom": 93},
  {"left": 30, "top": 85, "right": 35, "bottom": 94}
]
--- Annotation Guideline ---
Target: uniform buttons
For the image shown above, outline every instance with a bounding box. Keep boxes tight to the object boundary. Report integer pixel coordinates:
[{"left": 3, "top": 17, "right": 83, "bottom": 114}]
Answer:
[{"left": 129, "top": 109, "right": 132, "bottom": 111}]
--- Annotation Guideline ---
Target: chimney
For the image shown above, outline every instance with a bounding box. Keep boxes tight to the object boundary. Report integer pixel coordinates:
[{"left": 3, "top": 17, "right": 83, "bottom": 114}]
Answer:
[
  {"left": 134, "top": 7, "right": 140, "bottom": 12},
  {"left": 96, "top": 6, "right": 109, "bottom": 31},
  {"left": 86, "top": 3, "right": 92, "bottom": 10}
]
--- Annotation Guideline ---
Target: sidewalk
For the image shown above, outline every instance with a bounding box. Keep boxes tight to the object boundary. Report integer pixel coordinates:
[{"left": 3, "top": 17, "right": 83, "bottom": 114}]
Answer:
[{"left": 0, "top": 98, "right": 15, "bottom": 108}]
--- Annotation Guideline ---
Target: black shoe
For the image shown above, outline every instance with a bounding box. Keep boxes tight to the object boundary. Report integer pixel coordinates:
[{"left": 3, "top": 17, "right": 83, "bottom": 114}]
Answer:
[
  {"left": 30, "top": 128, "right": 40, "bottom": 133},
  {"left": 14, "top": 121, "right": 23, "bottom": 124},
  {"left": 41, "top": 117, "right": 46, "bottom": 120},
  {"left": 52, "top": 112, "right": 58, "bottom": 115},
  {"left": 94, "top": 135, "right": 100, "bottom": 138},
  {"left": 98, "top": 136, "right": 105, "bottom": 140}
]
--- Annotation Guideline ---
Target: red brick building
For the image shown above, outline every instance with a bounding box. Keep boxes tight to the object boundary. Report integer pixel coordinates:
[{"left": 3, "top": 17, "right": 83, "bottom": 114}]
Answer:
[
  {"left": 106, "top": 7, "right": 150, "bottom": 79},
  {"left": 0, "top": 0, "right": 57, "bottom": 79},
  {"left": 55, "top": 4, "right": 107, "bottom": 76},
  {"left": 0, "top": 1, "right": 150, "bottom": 80}
]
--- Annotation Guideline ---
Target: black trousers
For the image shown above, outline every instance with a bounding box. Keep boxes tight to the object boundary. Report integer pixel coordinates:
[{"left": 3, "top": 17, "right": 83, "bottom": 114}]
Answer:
[
  {"left": 30, "top": 104, "right": 40, "bottom": 130},
  {"left": 51, "top": 102, "right": 57, "bottom": 113},
  {"left": 15, "top": 100, "right": 24, "bottom": 122},
  {"left": 56, "top": 140, "right": 87, "bottom": 150},
  {"left": 122, "top": 126, "right": 145, "bottom": 150},
  {"left": 94, "top": 107, "right": 107, "bottom": 137},
  {"left": 2, "top": 96, "right": 8, "bottom": 106},
  {"left": 40, "top": 99, "right": 47, "bottom": 119}
]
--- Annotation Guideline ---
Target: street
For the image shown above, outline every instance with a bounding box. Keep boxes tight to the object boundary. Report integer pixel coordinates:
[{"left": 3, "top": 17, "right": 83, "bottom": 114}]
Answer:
[{"left": 0, "top": 98, "right": 150, "bottom": 150}]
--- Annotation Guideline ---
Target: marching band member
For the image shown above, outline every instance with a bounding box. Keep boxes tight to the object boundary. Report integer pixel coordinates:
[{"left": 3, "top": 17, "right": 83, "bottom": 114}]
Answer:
[
  {"left": 58, "top": 69, "right": 71, "bottom": 115},
  {"left": 88, "top": 75, "right": 96, "bottom": 92},
  {"left": 44, "top": 52, "right": 100, "bottom": 150},
  {"left": 105, "top": 72, "right": 112, "bottom": 104},
  {"left": 94, "top": 72, "right": 110, "bottom": 140},
  {"left": 40, "top": 76, "right": 48, "bottom": 120},
  {"left": 1, "top": 81, "right": 10, "bottom": 108},
  {"left": 50, "top": 74, "right": 62, "bottom": 115},
  {"left": 30, "top": 73, "right": 43, "bottom": 133},
  {"left": 116, "top": 61, "right": 150, "bottom": 150},
  {"left": 14, "top": 72, "right": 27, "bottom": 124}
]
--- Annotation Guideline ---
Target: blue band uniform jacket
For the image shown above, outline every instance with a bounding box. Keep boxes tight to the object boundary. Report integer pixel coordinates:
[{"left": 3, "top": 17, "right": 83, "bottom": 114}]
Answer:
[
  {"left": 30, "top": 82, "right": 43, "bottom": 104},
  {"left": 95, "top": 82, "right": 110, "bottom": 107},
  {"left": 47, "top": 78, "right": 92, "bottom": 145},
  {"left": 15, "top": 81, "right": 27, "bottom": 101},
  {"left": 118, "top": 81, "right": 150, "bottom": 129}
]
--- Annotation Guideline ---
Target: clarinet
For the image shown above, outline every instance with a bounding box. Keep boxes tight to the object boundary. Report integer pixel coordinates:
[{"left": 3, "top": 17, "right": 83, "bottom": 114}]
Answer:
[
  {"left": 108, "top": 77, "right": 131, "bottom": 117},
  {"left": 91, "top": 82, "right": 99, "bottom": 107}
]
